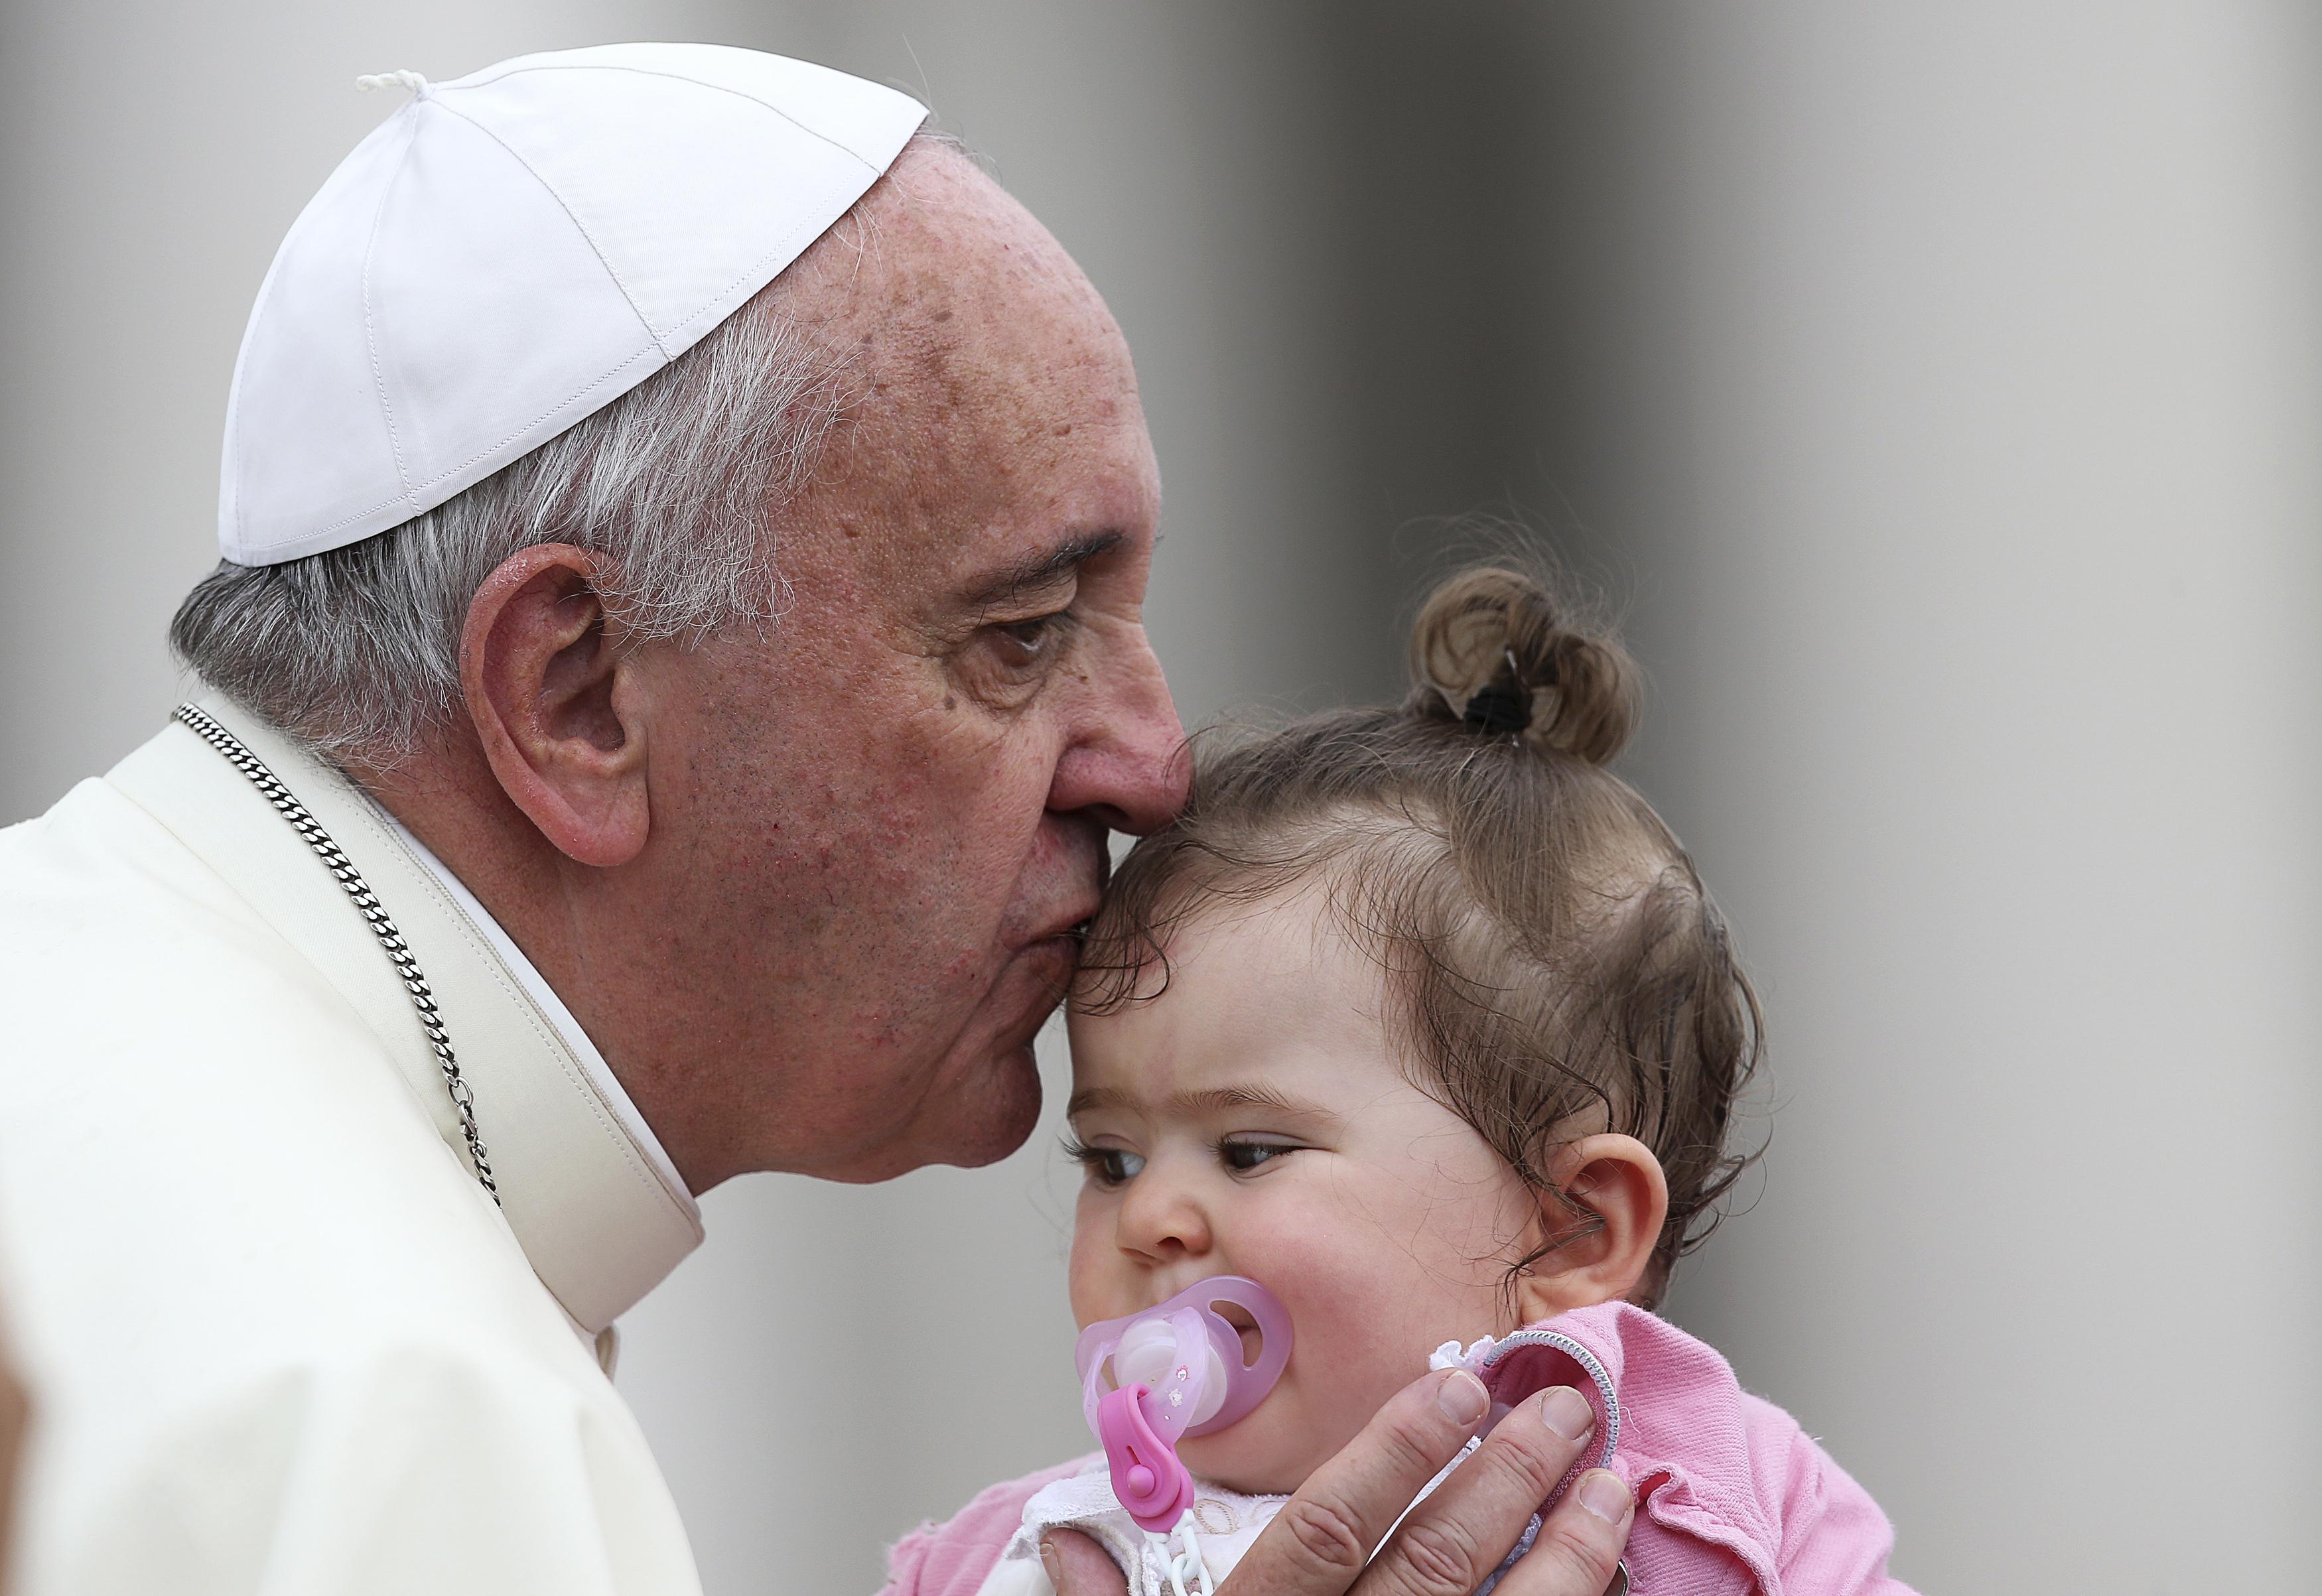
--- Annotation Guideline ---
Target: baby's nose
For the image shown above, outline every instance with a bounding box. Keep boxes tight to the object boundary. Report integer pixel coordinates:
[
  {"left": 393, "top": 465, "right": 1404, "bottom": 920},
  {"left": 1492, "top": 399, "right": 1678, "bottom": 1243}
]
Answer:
[{"left": 1116, "top": 1176, "right": 1213, "bottom": 1262}]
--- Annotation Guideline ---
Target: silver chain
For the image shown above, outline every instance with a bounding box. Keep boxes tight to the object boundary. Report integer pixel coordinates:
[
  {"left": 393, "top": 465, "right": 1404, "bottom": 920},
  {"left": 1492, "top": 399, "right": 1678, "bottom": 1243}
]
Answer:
[{"left": 172, "top": 703, "right": 500, "bottom": 1205}]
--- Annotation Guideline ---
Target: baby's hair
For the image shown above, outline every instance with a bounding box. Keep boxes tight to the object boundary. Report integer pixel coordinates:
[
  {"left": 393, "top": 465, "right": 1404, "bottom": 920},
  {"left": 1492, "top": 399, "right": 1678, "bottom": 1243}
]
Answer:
[{"left": 1077, "top": 562, "right": 1763, "bottom": 1310}]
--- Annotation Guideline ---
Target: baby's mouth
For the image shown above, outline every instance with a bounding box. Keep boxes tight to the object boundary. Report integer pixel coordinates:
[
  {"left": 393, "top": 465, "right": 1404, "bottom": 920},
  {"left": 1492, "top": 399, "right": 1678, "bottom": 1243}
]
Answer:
[{"left": 1216, "top": 1299, "right": 1263, "bottom": 1366}]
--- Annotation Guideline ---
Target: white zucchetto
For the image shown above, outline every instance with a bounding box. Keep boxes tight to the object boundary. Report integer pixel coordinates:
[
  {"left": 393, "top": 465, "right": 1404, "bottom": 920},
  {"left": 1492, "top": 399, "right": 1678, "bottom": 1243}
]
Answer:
[{"left": 218, "top": 42, "right": 926, "bottom": 566}]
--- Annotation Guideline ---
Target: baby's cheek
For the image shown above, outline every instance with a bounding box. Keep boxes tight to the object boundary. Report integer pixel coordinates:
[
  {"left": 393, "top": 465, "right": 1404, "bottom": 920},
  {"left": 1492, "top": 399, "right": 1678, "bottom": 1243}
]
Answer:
[
  {"left": 1178, "top": 1386, "right": 1332, "bottom": 1497},
  {"left": 1065, "top": 1199, "right": 1131, "bottom": 1326},
  {"left": 1194, "top": 1274, "right": 1448, "bottom": 1490}
]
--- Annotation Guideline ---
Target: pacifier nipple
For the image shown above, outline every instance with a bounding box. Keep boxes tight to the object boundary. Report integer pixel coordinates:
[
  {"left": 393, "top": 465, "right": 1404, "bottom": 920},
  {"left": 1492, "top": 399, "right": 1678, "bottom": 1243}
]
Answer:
[
  {"left": 1115, "top": 1315, "right": 1231, "bottom": 1427},
  {"left": 1077, "top": 1276, "right": 1296, "bottom": 1537}
]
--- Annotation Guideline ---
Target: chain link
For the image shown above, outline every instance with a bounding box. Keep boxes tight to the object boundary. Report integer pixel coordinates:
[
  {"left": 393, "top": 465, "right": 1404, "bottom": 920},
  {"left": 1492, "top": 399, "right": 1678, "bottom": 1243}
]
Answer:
[
  {"left": 1144, "top": 1519, "right": 1217, "bottom": 1596},
  {"left": 172, "top": 703, "right": 500, "bottom": 1205}
]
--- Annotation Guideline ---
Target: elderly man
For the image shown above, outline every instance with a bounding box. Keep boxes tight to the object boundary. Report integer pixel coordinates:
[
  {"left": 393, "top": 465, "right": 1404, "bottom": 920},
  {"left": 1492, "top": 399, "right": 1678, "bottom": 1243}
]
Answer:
[{"left": 0, "top": 44, "right": 1630, "bottom": 1596}]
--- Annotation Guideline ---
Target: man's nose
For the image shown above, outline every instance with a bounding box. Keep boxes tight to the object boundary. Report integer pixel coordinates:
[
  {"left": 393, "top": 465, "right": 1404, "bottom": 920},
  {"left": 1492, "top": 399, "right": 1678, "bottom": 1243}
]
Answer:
[{"left": 1050, "top": 626, "right": 1189, "bottom": 835}]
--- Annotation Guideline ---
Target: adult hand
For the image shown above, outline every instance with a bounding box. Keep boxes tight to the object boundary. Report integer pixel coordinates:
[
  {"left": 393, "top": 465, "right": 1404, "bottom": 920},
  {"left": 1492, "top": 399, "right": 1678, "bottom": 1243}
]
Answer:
[{"left": 1042, "top": 1367, "right": 1630, "bottom": 1596}]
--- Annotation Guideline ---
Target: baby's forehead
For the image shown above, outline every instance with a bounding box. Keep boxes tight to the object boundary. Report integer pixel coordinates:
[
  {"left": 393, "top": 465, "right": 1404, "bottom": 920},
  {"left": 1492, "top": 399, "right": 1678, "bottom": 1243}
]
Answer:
[
  {"left": 1065, "top": 994, "right": 1408, "bottom": 1131},
  {"left": 1077, "top": 864, "right": 1376, "bottom": 989},
  {"left": 1085, "top": 886, "right": 1387, "bottom": 1016},
  {"left": 1063, "top": 877, "right": 1420, "bottom": 1113}
]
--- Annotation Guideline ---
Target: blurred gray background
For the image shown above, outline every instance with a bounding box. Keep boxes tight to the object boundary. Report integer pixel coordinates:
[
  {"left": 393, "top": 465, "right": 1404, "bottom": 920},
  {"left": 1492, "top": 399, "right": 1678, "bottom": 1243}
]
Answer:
[{"left": 5, "top": 2, "right": 2318, "bottom": 1591}]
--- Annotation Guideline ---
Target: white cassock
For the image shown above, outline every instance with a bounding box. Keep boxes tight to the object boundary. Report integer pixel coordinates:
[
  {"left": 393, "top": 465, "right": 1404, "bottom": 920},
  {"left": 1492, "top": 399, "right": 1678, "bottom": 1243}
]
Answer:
[{"left": 0, "top": 698, "right": 709, "bottom": 1594}]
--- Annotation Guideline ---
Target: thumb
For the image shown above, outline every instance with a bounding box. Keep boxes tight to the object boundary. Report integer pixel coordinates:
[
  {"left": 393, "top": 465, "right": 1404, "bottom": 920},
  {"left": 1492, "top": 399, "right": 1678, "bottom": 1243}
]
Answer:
[{"left": 1040, "top": 1529, "right": 1128, "bottom": 1596}]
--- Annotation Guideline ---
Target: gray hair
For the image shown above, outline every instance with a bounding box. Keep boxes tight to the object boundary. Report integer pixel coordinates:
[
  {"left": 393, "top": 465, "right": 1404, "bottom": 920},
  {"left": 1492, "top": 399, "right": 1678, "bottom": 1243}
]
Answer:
[{"left": 171, "top": 228, "right": 861, "bottom": 767}]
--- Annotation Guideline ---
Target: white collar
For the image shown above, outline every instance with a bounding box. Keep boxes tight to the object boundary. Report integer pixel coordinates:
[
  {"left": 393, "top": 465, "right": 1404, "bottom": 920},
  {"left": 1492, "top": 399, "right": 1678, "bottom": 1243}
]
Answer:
[
  {"left": 385, "top": 817, "right": 699, "bottom": 1228},
  {"left": 107, "top": 699, "right": 705, "bottom": 1333}
]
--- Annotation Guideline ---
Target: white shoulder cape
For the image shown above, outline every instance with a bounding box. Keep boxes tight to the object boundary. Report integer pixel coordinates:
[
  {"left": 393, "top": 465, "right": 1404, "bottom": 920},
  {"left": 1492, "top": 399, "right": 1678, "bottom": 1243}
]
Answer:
[{"left": 0, "top": 702, "right": 703, "bottom": 1594}]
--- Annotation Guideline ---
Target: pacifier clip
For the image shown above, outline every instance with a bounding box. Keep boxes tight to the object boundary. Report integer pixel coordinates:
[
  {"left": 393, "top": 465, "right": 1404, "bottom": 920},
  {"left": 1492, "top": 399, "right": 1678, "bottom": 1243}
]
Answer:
[{"left": 1077, "top": 1278, "right": 1296, "bottom": 1596}]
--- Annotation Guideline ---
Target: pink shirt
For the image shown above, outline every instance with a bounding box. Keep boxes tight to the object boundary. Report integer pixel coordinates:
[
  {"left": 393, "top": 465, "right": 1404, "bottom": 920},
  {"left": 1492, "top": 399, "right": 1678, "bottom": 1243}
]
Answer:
[{"left": 884, "top": 1303, "right": 1915, "bottom": 1595}]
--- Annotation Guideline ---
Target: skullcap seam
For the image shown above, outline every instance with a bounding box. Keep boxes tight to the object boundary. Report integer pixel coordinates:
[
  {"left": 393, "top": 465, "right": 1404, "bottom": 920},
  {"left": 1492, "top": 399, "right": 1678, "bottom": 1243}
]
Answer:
[
  {"left": 657, "top": 167, "right": 865, "bottom": 343},
  {"left": 429, "top": 100, "right": 667, "bottom": 354},
  {"left": 451, "top": 59, "right": 904, "bottom": 170},
  {"left": 359, "top": 110, "right": 428, "bottom": 519},
  {"left": 368, "top": 163, "right": 862, "bottom": 507},
  {"left": 283, "top": 341, "right": 665, "bottom": 544},
  {"left": 405, "top": 342, "right": 663, "bottom": 493}
]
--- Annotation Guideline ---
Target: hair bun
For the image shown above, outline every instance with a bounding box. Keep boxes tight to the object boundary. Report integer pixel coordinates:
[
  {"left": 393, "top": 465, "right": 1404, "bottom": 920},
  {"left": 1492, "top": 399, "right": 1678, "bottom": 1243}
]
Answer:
[{"left": 1406, "top": 564, "right": 1637, "bottom": 765}]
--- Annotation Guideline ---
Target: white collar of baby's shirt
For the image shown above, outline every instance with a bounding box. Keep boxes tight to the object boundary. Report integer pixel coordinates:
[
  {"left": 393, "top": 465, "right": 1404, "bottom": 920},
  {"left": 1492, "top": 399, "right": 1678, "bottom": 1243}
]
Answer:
[
  {"left": 1434, "top": 1333, "right": 1502, "bottom": 1372},
  {"left": 1004, "top": 1421, "right": 1489, "bottom": 1595},
  {"left": 985, "top": 1343, "right": 1521, "bottom": 1595},
  {"left": 1012, "top": 1458, "right": 1287, "bottom": 1553}
]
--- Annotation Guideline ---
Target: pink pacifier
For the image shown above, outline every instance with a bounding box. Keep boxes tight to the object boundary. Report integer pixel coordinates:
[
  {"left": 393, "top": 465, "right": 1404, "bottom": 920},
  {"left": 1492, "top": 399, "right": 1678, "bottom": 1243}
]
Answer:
[{"left": 1075, "top": 1276, "right": 1294, "bottom": 1533}]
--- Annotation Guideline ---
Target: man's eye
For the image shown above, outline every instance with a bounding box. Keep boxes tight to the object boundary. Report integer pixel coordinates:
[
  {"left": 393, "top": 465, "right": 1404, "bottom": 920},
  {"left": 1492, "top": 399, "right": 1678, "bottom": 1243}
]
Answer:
[
  {"left": 1219, "top": 1139, "right": 1298, "bottom": 1173},
  {"left": 990, "top": 612, "right": 1065, "bottom": 667}
]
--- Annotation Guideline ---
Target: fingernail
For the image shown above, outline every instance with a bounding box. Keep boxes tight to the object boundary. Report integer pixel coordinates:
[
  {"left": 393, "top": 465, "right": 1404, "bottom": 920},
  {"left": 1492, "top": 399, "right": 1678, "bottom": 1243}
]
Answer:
[
  {"left": 1578, "top": 1469, "right": 1631, "bottom": 1524},
  {"left": 1540, "top": 1384, "right": 1594, "bottom": 1441},
  {"left": 1438, "top": 1369, "right": 1490, "bottom": 1426},
  {"left": 1039, "top": 1538, "right": 1063, "bottom": 1589}
]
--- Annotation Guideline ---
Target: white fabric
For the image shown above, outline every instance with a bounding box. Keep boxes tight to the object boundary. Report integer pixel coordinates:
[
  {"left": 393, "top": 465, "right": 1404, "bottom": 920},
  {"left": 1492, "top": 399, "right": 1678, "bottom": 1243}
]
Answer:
[
  {"left": 981, "top": 1436, "right": 1491, "bottom": 1596},
  {"left": 387, "top": 816, "right": 697, "bottom": 1225},
  {"left": 983, "top": 1461, "right": 1286, "bottom": 1596},
  {"left": 0, "top": 702, "right": 706, "bottom": 1593},
  {"left": 218, "top": 42, "right": 925, "bottom": 565}
]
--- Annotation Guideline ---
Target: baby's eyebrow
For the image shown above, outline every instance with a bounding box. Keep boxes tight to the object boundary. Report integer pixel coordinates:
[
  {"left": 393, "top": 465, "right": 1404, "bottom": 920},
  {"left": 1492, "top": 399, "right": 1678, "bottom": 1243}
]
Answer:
[
  {"left": 1064, "top": 1082, "right": 1338, "bottom": 1122},
  {"left": 1065, "top": 1085, "right": 1134, "bottom": 1118},
  {"left": 1170, "top": 1084, "right": 1332, "bottom": 1119}
]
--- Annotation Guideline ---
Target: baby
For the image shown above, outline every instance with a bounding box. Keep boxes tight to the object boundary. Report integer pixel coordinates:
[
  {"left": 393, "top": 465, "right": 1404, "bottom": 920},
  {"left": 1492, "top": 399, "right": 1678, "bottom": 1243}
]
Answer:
[{"left": 886, "top": 566, "right": 1914, "bottom": 1596}]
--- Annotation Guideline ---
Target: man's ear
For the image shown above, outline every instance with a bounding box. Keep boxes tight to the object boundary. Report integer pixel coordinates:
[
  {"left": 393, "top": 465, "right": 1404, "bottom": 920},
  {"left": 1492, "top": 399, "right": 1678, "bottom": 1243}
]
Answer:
[
  {"left": 1514, "top": 1134, "right": 1671, "bottom": 1321},
  {"left": 460, "top": 544, "right": 652, "bottom": 868}
]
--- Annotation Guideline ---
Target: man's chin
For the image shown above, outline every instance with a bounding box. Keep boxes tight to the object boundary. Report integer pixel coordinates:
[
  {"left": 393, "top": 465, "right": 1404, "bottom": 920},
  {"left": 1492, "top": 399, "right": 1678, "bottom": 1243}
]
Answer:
[
  {"left": 824, "top": 1038, "right": 1043, "bottom": 1183},
  {"left": 934, "top": 1039, "right": 1046, "bottom": 1169},
  {"left": 828, "top": 944, "right": 1065, "bottom": 1181},
  {"left": 922, "top": 949, "right": 1069, "bottom": 1168}
]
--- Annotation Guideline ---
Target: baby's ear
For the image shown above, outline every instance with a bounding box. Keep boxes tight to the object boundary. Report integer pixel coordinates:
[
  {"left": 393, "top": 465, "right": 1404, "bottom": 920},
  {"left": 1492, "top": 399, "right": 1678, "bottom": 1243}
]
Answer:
[{"left": 1514, "top": 1134, "right": 1671, "bottom": 1322}]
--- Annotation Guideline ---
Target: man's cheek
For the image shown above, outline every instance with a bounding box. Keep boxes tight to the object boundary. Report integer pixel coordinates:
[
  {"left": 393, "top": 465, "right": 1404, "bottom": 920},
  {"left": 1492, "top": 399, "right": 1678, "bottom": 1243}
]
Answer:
[{"left": 911, "top": 684, "right": 1028, "bottom": 769}]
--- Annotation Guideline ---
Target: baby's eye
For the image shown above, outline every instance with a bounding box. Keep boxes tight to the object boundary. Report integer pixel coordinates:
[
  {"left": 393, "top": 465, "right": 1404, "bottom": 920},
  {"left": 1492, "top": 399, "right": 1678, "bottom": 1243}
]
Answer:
[
  {"left": 1218, "top": 1138, "right": 1299, "bottom": 1173},
  {"left": 1065, "top": 1138, "right": 1145, "bottom": 1187}
]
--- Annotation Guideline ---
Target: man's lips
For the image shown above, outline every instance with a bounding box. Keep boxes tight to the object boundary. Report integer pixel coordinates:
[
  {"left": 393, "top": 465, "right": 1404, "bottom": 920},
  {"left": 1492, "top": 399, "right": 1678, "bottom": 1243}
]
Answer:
[
  {"left": 1019, "top": 895, "right": 1102, "bottom": 951},
  {"left": 982, "top": 905, "right": 1095, "bottom": 1051}
]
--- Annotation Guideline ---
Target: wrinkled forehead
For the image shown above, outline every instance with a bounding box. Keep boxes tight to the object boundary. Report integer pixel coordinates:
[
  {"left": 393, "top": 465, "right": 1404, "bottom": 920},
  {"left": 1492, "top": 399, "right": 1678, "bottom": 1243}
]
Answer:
[
  {"left": 776, "top": 143, "right": 1158, "bottom": 596},
  {"left": 795, "top": 144, "right": 1135, "bottom": 418}
]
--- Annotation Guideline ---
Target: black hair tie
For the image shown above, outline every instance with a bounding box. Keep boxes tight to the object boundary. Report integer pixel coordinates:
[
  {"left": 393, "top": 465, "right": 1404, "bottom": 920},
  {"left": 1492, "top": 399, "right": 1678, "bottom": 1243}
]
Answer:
[{"left": 1463, "top": 679, "right": 1532, "bottom": 736}]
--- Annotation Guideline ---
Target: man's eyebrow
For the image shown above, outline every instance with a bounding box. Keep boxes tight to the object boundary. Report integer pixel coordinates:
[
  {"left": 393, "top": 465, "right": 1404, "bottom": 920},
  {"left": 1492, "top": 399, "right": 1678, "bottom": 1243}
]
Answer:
[{"left": 958, "top": 529, "right": 1124, "bottom": 610}]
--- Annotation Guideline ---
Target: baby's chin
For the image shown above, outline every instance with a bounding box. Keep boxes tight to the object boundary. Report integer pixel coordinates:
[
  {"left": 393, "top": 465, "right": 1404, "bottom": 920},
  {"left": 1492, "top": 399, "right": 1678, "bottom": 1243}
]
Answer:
[{"left": 1176, "top": 1412, "right": 1326, "bottom": 1499}]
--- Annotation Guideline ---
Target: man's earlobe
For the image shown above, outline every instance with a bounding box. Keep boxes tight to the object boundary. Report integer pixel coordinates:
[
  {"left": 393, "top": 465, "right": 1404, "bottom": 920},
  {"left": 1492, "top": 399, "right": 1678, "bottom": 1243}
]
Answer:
[
  {"left": 460, "top": 544, "right": 653, "bottom": 868},
  {"left": 1514, "top": 1134, "right": 1673, "bottom": 1323}
]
